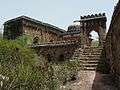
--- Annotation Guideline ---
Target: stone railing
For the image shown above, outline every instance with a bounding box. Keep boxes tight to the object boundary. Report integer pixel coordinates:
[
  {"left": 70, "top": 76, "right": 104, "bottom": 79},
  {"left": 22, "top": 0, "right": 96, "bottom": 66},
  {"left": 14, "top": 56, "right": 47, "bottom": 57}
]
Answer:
[{"left": 29, "top": 40, "right": 80, "bottom": 47}]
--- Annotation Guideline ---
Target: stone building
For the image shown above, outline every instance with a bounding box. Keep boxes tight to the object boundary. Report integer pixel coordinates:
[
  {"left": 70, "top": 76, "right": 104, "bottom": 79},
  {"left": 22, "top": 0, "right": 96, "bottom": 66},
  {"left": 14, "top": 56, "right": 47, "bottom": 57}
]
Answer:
[
  {"left": 105, "top": 0, "right": 120, "bottom": 88},
  {"left": 3, "top": 16, "right": 66, "bottom": 44},
  {"left": 62, "top": 21, "right": 81, "bottom": 41},
  {"left": 3, "top": 14, "right": 107, "bottom": 46}
]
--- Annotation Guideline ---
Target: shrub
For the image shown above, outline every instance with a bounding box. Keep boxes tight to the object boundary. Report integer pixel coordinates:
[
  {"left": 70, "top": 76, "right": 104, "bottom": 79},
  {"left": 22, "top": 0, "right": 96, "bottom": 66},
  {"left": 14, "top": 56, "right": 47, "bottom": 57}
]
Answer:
[
  {"left": 0, "top": 39, "right": 53, "bottom": 89},
  {"left": 0, "top": 39, "right": 82, "bottom": 89},
  {"left": 52, "top": 60, "right": 81, "bottom": 85},
  {"left": 15, "top": 34, "right": 32, "bottom": 47}
]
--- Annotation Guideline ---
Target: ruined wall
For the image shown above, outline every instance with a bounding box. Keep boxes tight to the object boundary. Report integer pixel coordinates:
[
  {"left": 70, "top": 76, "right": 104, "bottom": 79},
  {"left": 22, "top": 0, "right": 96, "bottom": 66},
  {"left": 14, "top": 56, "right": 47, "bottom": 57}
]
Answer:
[
  {"left": 105, "top": 0, "right": 120, "bottom": 88},
  {"left": 31, "top": 41, "right": 80, "bottom": 62},
  {"left": 22, "top": 20, "right": 60, "bottom": 44}
]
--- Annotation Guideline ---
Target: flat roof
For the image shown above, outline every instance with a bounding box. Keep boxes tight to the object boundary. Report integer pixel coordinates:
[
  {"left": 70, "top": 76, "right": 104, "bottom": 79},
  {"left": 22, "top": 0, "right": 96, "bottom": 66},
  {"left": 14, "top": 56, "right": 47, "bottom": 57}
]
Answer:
[{"left": 4, "top": 16, "right": 66, "bottom": 34}]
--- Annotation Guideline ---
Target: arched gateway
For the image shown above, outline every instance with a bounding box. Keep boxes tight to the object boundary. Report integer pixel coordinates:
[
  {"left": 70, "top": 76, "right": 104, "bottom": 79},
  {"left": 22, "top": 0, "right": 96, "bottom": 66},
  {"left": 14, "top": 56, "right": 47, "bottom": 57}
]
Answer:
[{"left": 79, "top": 13, "right": 107, "bottom": 46}]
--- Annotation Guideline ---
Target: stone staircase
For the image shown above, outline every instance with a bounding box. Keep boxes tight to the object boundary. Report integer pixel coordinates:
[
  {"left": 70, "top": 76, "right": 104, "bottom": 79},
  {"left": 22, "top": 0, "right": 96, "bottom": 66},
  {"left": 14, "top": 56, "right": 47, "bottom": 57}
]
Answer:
[{"left": 72, "top": 46, "right": 105, "bottom": 71}]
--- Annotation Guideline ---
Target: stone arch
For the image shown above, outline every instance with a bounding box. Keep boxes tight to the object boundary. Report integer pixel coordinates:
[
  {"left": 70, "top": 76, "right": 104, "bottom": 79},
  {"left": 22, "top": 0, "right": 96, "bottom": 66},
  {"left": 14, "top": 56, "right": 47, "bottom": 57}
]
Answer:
[
  {"left": 86, "top": 24, "right": 106, "bottom": 46},
  {"left": 33, "top": 36, "right": 39, "bottom": 44},
  {"left": 80, "top": 13, "right": 107, "bottom": 46},
  {"left": 58, "top": 54, "right": 64, "bottom": 61}
]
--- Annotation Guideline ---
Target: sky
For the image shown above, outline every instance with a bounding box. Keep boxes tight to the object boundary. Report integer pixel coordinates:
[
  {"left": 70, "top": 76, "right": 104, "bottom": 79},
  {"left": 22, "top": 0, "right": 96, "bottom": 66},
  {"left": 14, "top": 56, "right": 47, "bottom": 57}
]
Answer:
[{"left": 0, "top": 0, "right": 118, "bottom": 32}]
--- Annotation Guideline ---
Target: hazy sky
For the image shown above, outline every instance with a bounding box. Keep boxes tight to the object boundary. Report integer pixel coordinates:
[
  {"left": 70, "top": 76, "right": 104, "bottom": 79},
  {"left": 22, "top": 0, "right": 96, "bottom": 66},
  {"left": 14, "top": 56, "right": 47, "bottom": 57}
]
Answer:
[{"left": 0, "top": 0, "right": 118, "bottom": 31}]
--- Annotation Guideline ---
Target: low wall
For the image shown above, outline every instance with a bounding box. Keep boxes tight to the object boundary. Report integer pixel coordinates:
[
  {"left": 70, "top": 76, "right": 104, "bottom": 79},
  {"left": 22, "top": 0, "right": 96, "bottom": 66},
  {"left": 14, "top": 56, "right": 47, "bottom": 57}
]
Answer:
[{"left": 30, "top": 41, "right": 80, "bottom": 62}]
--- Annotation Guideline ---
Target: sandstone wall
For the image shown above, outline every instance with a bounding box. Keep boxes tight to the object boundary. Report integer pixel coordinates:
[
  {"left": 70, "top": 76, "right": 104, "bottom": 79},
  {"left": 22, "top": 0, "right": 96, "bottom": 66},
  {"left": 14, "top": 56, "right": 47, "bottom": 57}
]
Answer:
[
  {"left": 105, "top": 0, "right": 120, "bottom": 88},
  {"left": 32, "top": 42, "right": 80, "bottom": 62},
  {"left": 23, "top": 21, "right": 59, "bottom": 43}
]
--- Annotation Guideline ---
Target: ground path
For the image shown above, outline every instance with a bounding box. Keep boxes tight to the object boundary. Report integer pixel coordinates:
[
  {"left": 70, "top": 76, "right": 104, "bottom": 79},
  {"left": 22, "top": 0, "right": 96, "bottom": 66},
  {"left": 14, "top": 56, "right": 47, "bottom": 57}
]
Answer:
[{"left": 61, "top": 71, "right": 118, "bottom": 90}]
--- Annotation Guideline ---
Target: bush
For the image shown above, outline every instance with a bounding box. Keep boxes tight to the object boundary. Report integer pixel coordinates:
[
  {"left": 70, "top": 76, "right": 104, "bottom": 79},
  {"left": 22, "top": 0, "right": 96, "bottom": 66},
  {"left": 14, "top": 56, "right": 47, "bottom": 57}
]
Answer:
[
  {"left": 52, "top": 60, "right": 81, "bottom": 85},
  {"left": 0, "top": 32, "right": 3, "bottom": 38},
  {"left": 0, "top": 39, "right": 34, "bottom": 88},
  {"left": 15, "top": 34, "right": 32, "bottom": 47},
  {"left": 0, "top": 39, "right": 82, "bottom": 89},
  {"left": 0, "top": 39, "right": 53, "bottom": 89},
  {"left": 91, "top": 40, "right": 99, "bottom": 47}
]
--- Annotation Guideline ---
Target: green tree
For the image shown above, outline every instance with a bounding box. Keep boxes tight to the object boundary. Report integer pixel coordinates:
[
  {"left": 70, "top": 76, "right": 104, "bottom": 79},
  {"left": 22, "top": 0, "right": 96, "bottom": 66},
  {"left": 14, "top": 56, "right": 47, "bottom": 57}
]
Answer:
[
  {"left": 15, "top": 34, "right": 32, "bottom": 47},
  {"left": 0, "top": 32, "right": 3, "bottom": 38}
]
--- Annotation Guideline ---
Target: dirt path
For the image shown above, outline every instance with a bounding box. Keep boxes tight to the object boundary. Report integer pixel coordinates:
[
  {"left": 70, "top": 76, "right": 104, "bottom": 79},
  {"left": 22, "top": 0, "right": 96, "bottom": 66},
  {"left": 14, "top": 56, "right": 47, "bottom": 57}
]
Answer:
[{"left": 61, "top": 71, "right": 118, "bottom": 90}]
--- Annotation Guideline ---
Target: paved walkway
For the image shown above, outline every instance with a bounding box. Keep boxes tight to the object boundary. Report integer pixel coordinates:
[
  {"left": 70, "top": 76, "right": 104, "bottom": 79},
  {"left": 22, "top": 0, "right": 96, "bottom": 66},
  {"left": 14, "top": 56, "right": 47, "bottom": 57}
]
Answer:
[{"left": 61, "top": 71, "right": 118, "bottom": 90}]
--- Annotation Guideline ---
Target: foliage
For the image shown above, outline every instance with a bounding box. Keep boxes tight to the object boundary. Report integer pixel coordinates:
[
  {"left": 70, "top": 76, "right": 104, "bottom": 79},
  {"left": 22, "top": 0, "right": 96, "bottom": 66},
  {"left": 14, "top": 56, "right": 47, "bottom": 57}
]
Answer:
[
  {"left": 0, "top": 39, "right": 54, "bottom": 89},
  {"left": 52, "top": 60, "right": 81, "bottom": 85},
  {"left": 0, "top": 39, "right": 39, "bottom": 89},
  {"left": 0, "top": 39, "right": 82, "bottom": 89},
  {"left": 0, "top": 32, "right": 3, "bottom": 38},
  {"left": 15, "top": 34, "right": 32, "bottom": 47},
  {"left": 91, "top": 40, "right": 99, "bottom": 47}
]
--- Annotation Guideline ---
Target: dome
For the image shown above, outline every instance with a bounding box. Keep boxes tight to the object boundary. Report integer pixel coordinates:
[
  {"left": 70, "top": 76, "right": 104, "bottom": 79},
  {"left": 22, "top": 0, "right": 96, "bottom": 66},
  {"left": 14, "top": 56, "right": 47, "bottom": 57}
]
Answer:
[{"left": 68, "top": 21, "right": 81, "bottom": 32}]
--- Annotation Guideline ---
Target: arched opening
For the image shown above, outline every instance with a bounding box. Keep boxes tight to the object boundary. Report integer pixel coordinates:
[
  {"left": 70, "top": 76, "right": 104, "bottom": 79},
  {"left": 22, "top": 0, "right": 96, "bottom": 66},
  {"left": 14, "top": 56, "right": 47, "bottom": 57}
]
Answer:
[
  {"left": 47, "top": 54, "right": 52, "bottom": 62},
  {"left": 58, "top": 54, "right": 64, "bottom": 62},
  {"left": 89, "top": 31, "right": 99, "bottom": 47},
  {"left": 50, "top": 39, "right": 53, "bottom": 42},
  {"left": 33, "top": 37, "right": 39, "bottom": 44}
]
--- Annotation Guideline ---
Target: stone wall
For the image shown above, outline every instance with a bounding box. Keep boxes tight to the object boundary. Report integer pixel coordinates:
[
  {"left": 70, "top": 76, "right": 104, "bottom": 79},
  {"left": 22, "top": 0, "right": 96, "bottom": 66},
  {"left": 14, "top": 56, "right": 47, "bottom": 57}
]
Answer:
[
  {"left": 3, "top": 16, "right": 65, "bottom": 43},
  {"left": 80, "top": 13, "right": 107, "bottom": 46},
  {"left": 3, "top": 20, "right": 23, "bottom": 39},
  {"left": 22, "top": 20, "right": 60, "bottom": 43},
  {"left": 105, "top": 0, "right": 120, "bottom": 88},
  {"left": 31, "top": 41, "right": 80, "bottom": 62}
]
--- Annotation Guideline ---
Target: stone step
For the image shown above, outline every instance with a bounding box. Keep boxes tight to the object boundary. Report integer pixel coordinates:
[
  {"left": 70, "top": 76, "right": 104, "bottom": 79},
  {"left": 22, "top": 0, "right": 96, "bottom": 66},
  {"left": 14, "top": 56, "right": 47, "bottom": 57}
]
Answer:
[
  {"left": 82, "top": 63, "right": 98, "bottom": 67},
  {"left": 79, "top": 57, "right": 101, "bottom": 59},
  {"left": 84, "top": 47, "right": 103, "bottom": 50},
  {"left": 79, "top": 57, "right": 102, "bottom": 59},
  {"left": 82, "top": 53, "right": 101, "bottom": 55},
  {"left": 79, "top": 56, "right": 102, "bottom": 59},
  {"left": 82, "top": 54, "right": 102, "bottom": 56},
  {"left": 81, "top": 55, "right": 101, "bottom": 57},
  {"left": 82, "top": 67, "right": 97, "bottom": 71},
  {"left": 72, "top": 55, "right": 103, "bottom": 59},
  {"left": 83, "top": 52, "right": 101, "bottom": 54},
  {"left": 83, "top": 48, "right": 103, "bottom": 51},
  {"left": 83, "top": 51, "right": 103, "bottom": 53},
  {"left": 80, "top": 60, "right": 100, "bottom": 64},
  {"left": 79, "top": 59, "right": 102, "bottom": 61}
]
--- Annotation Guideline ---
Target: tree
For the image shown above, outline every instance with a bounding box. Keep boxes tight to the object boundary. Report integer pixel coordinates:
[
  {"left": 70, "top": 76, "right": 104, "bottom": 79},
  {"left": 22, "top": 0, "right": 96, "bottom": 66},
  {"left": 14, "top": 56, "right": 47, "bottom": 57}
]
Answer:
[
  {"left": 0, "top": 32, "right": 3, "bottom": 38},
  {"left": 0, "top": 39, "right": 45, "bottom": 89},
  {"left": 15, "top": 34, "right": 32, "bottom": 47}
]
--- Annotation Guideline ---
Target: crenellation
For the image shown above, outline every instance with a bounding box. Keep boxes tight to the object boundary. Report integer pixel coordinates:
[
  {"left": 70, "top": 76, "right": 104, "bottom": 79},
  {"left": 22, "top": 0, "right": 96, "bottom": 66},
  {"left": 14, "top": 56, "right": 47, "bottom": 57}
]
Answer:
[{"left": 80, "top": 13, "right": 106, "bottom": 21}]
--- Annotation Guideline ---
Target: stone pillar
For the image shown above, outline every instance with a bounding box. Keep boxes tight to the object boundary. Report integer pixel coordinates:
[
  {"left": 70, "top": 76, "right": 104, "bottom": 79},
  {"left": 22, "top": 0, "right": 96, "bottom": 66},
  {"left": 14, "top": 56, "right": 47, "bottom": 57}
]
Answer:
[
  {"left": 80, "top": 22, "right": 88, "bottom": 48},
  {"left": 99, "top": 26, "right": 106, "bottom": 46}
]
